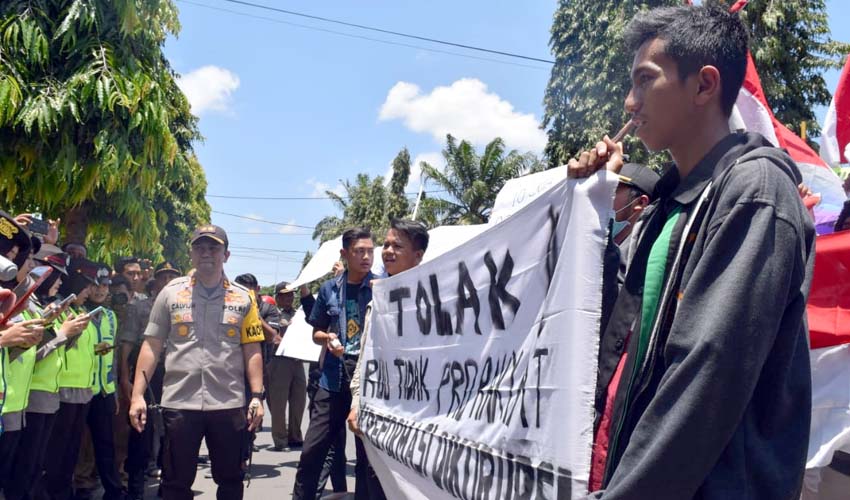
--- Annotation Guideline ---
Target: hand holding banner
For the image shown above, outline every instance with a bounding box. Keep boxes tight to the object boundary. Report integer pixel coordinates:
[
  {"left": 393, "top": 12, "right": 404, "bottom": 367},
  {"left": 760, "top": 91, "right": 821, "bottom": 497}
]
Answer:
[{"left": 358, "top": 172, "right": 617, "bottom": 499}]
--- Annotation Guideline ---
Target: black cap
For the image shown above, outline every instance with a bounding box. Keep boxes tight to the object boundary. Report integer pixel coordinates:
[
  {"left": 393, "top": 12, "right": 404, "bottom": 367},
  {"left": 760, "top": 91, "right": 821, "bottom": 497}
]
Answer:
[
  {"left": 235, "top": 273, "right": 258, "bottom": 288},
  {"left": 190, "top": 224, "right": 228, "bottom": 247},
  {"left": 618, "top": 163, "right": 661, "bottom": 201},
  {"left": 0, "top": 210, "right": 33, "bottom": 267},
  {"left": 154, "top": 261, "right": 182, "bottom": 277},
  {"left": 274, "top": 281, "right": 293, "bottom": 295},
  {"left": 70, "top": 259, "right": 98, "bottom": 286}
]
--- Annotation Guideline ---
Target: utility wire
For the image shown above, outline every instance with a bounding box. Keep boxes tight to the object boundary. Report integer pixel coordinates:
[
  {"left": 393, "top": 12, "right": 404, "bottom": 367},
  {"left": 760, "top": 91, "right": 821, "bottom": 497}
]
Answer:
[
  {"left": 221, "top": 0, "right": 555, "bottom": 64},
  {"left": 177, "top": 0, "right": 551, "bottom": 71},
  {"left": 206, "top": 189, "right": 447, "bottom": 200},
  {"left": 229, "top": 246, "right": 309, "bottom": 254},
  {"left": 227, "top": 231, "right": 313, "bottom": 235},
  {"left": 211, "top": 210, "right": 316, "bottom": 228}
]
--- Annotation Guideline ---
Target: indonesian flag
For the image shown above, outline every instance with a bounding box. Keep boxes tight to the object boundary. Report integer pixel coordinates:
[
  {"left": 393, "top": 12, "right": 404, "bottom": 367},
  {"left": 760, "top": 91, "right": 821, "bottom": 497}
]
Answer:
[
  {"left": 726, "top": 50, "right": 850, "bottom": 476},
  {"left": 820, "top": 55, "right": 850, "bottom": 166},
  {"left": 729, "top": 54, "right": 846, "bottom": 232}
]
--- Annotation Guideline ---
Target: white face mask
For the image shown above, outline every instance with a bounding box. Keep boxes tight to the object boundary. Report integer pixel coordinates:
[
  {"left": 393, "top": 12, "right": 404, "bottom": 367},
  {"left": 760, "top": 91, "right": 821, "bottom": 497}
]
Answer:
[{"left": 611, "top": 197, "right": 641, "bottom": 239}]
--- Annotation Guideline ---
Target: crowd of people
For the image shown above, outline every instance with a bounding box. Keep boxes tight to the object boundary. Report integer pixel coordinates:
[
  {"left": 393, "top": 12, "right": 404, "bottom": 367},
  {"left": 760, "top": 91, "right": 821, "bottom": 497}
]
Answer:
[
  {"left": 0, "top": 199, "right": 433, "bottom": 500},
  {"left": 1, "top": 3, "right": 845, "bottom": 500}
]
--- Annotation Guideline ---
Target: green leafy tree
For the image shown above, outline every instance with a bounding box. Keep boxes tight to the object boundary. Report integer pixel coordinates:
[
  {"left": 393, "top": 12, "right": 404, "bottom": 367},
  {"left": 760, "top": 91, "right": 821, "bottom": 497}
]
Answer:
[
  {"left": 386, "top": 147, "right": 411, "bottom": 220},
  {"left": 312, "top": 148, "right": 411, "bottom": 243},
  {"left": 736, "top": 0, "right": 850, "bottom": 137},
  {"left": 543, "top": 0, "right": 677, "bottom": 168},
  {"left": 418, "top": 135, "right": 539, "bottom": 225},
  {"left": 543, "top": 0, "right": 848, "bottom": 166},
  {"left": 0, "top": 0, "right": 207, "bottom": 261}
]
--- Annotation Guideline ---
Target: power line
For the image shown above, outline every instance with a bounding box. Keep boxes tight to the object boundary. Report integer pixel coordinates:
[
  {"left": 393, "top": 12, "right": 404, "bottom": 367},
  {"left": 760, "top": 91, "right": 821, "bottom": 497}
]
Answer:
[
  {"left": 205, "top": 189, "right": 447, "bottom": 200},
  {"left": 228, "top": 253, "right": 303, "bottom": 262},
  {"left": 227, "top": 231, "right": 313, "bottom": 235},
  {"left": 211, "top": 210, "right": 316, "bottom": 228},
  {"left": 229, "top": 246, "right": 309, "bottom": 254},
  {"left": 220, "top": 0, "right": 555, "bottom": 64},
  {"left": 176, "top": 0, "right": 551, "bottom": 71}
]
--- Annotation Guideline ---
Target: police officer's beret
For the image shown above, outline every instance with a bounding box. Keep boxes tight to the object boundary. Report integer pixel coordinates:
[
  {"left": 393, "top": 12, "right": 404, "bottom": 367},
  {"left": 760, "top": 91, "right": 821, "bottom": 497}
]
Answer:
[{"left": 154, "top": 261, "right": 182, "bottom": 277}]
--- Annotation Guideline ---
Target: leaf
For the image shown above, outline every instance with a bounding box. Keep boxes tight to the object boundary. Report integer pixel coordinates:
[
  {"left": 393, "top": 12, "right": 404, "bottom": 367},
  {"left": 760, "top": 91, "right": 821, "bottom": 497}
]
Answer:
[{"left": 54, "top": 0, "right": 84, "bottom": 41}]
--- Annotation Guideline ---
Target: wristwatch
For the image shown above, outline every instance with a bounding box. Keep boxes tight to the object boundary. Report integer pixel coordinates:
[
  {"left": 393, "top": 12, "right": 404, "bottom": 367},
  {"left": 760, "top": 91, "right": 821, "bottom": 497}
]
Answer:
[{"left": 250, "top": 391, "right": 265, "bottom": 401}]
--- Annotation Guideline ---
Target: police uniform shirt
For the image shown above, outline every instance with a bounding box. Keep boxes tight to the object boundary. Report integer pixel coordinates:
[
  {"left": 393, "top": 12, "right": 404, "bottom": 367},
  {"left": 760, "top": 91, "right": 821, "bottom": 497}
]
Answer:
[
  {"left": 118, "top": 297, "right": 153, "bottom": 348},
  {"left": 144, "top": 275, "right": 264, "bottom": 410}
]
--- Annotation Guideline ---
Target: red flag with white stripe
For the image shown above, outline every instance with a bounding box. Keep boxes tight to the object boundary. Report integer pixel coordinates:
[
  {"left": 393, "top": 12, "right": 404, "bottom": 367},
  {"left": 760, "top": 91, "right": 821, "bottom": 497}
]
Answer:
[
  {"left": 820, "top": 55, "right": 850, "bottom": 166},
  {"left": 729, "top": 53, "right": 846, "bottom": 227}
]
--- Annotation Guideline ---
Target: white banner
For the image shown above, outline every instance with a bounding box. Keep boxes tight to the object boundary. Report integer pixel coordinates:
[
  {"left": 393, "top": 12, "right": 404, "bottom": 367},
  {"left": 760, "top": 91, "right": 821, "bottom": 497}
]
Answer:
[
  {"left": 275, "top": 307, "right": 322, "bottom": 362},
  {"left": 490, "top": 166, "right": 567, "bottom": 225},
  {"left": 358, "top": 173, "right": 617, "bottom": 500}
]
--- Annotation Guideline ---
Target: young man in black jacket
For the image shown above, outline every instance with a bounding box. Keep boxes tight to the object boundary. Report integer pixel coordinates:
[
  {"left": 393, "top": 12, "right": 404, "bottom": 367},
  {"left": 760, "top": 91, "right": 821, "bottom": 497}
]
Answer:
[{"left": 571, "top": 5, "right": 815, "bottom": 499}]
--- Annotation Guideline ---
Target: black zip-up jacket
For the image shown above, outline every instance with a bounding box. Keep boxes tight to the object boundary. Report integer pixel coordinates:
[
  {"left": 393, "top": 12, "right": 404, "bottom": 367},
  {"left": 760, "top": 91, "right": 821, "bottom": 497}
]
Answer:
[{"left": 593, "top": 133, "right": 815, "bottom": 499}]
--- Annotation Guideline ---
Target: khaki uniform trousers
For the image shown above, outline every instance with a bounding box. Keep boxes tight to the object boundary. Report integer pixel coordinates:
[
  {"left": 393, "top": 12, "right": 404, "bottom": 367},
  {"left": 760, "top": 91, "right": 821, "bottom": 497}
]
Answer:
[{"left": 267, "top": 355, "right": 307, "bottom": 447}]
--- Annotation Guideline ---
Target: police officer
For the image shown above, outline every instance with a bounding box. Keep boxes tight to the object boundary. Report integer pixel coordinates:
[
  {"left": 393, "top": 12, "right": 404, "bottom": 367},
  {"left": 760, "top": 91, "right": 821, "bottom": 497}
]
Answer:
[
  {"left": 267, "top": 281, "right": 314, "bottom": 451},
  {"left": 4, "top": 247, "right": 89, "bottom": 500},
  {"left": 73, "top": 262, "right": 125, "bottom": 500},
  {"left": 120, "top": 260, "right": 180, "bottom": 498},
  {"left": 43, "top": 258, "right": 100, "bottom": 499},
  {"left": 0, "top": 214, "right": 44, "bottom": 490},
  {"left": 129, "top": 225, "right": 265, "bottom": 500}
]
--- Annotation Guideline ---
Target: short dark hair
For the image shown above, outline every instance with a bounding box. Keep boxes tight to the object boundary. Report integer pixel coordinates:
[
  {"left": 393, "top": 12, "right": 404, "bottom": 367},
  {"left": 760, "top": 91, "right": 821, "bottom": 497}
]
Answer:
[
  {"left": 110, "top": 275, "right": 131, "bottom": 290},
  {"left": 115, "top": 256, "right": 140, "bottom": 275},
  {"left": 624, "top": 4, "right": 748, "bottom": 116},
  {"left": 389, "top": 219, "right": 429, "bottom": 252},
  {"left": 342, "top": 227, "right": 372, "bottom": 250},
  {"left": 235, "top": 273, "right": 259, "bottom": 288}
]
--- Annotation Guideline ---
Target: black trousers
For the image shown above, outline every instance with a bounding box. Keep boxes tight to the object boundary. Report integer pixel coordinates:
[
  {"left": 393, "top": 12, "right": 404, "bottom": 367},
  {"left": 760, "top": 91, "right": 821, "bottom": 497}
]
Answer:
[
  {"left": 307, "top": 362, "right": 347, "bottom": 495},
  {"left": 292, "top": 386, "right": 352, "bottom": 500},
  {"left": 161, "top": 407, "right": 246, "bottom": 500},
  {"left": 125, "top": 421, "right": 153, "bottom": 499},
  {"left": 43, "top": 402, "right": 90, "bottom": 500},
  {"left": 354, "top": 436, "right": 387, "bottom": 500},
  {"left": 4, "top": 412, "right": 57, "bottom": 500},
  {"left": 125, "top": 359, "right": 165, "bottom": 498},
  {"left": 318, "top": 427, "right": 347, "bottom": 496},
  {"left": 86, "top": 393, "right": 125, "bottom": 500},
  {"left": 0, "top": 429, "right": 22, "bottom": 490}
]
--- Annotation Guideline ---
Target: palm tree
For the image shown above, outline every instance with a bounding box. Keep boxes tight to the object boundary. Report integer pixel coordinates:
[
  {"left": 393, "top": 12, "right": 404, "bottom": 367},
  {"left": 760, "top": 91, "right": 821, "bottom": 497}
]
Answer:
[
  {"left": 418, "top": 135, "right": 543, "bottom": 225},
  {"left": 311, "top": 148, "right": 411, "bottom": 243}
]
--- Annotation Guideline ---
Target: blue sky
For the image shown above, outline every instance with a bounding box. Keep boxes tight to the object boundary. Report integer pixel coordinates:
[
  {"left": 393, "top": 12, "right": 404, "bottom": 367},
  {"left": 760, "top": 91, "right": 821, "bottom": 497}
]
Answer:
[{"left": 164, "top": 0, "right": 850, "bottom": 286}]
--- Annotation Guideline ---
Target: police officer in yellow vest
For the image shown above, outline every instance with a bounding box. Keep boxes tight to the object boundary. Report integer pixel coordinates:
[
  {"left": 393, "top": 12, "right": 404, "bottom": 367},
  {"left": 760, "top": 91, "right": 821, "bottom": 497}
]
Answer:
[
  {"left": 0, "top": 211, "right": 42, "bottom": 437},
  {"left": 3, "top": 246, "right": 90, "bottom": 500},
  {"left": 42, "top": 258, "right": 103, "bottom": 500},
  {"left": 0, "top": 215, "right": 45, "bottom": 490},
  {"left": 130, "top": 225, "right": 265, "bottom": 500},
  {"left": 72, "top": 261, "right": 126, "bottom": 500}
]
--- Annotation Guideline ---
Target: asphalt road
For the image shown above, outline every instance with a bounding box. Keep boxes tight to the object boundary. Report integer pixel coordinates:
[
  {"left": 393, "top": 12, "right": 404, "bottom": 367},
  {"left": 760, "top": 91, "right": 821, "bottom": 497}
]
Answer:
[{"left": 137, "top": 402, "right": 357, "bottom": 499}]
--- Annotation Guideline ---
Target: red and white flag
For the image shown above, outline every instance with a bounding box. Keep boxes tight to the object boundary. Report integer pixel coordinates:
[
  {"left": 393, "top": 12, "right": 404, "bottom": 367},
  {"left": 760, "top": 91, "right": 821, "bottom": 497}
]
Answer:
[
  {"left": 727, "top": 50, "right": 850, "bottom": 475},
  {"left": 729, "top": 53, "right": 846, "bottom": 220},
  {"left": 820, "top": 55, "right": 850, "bottom": 166}
]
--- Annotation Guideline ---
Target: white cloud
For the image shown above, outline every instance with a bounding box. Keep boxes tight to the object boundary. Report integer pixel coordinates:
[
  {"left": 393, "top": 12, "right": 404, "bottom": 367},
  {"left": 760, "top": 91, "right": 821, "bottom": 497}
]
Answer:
[
  {"left": 245, "top": 213, "right": 265, "bottom": 221},
  {"left": 278, "top": 221, "right": 301, "bottom": 235},
  {"left": 177, "top": 65, "right": 240, "bottom": 115},
  {"left": 379, "top": 78, "right": 547, "bottom": 153},
  {"left": 306, "top": 178, "right": 345, "bottom": 198}
]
